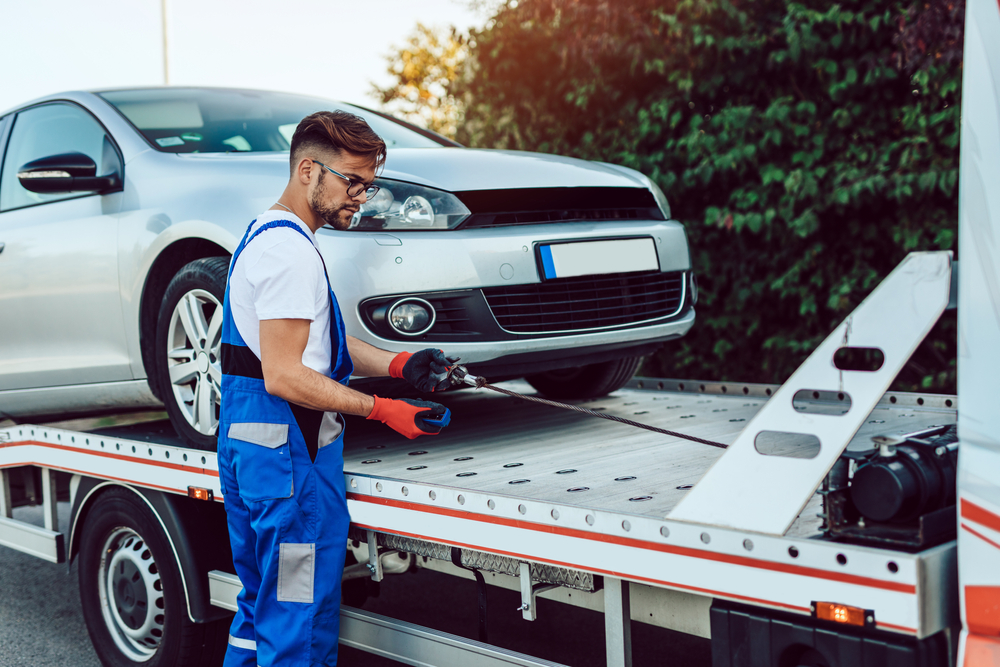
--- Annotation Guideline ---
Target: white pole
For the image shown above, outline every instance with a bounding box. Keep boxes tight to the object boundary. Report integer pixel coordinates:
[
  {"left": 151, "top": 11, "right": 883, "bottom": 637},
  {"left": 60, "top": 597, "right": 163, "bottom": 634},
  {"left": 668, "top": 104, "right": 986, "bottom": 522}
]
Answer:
[{"left": 161, "top": 0, "right": 170, "bottom": 85}]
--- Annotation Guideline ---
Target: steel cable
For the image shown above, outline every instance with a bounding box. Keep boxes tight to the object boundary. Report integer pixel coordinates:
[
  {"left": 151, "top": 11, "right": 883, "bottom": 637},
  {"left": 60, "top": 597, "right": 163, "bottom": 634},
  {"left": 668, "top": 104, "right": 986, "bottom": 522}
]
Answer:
[{"left": 471, "top": 378, "right": 729, "bottom": 450}]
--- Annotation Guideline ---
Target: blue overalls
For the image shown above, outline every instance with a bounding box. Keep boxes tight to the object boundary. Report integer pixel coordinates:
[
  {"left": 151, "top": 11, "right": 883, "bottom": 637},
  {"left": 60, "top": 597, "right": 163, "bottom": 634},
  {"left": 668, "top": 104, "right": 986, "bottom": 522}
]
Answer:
[{"left": 217, "top": 220, "right": 354, "bottom": 667}]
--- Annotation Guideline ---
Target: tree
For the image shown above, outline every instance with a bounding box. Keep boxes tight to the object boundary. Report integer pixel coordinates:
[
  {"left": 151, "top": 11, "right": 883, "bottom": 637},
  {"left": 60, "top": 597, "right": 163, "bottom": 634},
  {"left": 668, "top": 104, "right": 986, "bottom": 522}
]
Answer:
[
  {"left": 373, "top": 23, "right": 468, "bottom": 139},
  {"left": 449, "top": 0, "right": 962, "bottom": 390}
]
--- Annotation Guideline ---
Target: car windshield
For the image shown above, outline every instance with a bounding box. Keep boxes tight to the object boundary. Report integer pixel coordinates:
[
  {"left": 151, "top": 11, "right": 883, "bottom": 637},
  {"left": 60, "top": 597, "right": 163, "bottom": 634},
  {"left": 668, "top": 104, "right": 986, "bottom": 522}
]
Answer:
[{"left": 97, "top": 88, "right": 448, "bottom": 153}]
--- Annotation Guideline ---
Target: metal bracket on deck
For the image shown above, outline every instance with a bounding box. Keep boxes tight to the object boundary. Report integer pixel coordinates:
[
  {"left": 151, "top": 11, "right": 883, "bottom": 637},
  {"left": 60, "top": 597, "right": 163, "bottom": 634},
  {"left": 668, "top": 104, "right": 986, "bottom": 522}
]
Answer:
[
  {"left": 517, "top": 562, "right": 557, "bottom": 621},
  {"left": 366, "top": 529, "right": 383, "bottom": 582},
  {"left": 669, "top": 252, "right": 953, "bottom": 535},
  {"left": 604, "top": 577, "right": 633, "bottom": 667}
]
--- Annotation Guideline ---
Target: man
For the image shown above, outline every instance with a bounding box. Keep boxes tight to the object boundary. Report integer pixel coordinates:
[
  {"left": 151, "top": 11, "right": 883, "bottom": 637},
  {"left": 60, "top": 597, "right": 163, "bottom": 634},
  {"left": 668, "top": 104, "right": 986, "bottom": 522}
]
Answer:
[{"left": 217, "top": 110, "right": 452, "bottom": 667}]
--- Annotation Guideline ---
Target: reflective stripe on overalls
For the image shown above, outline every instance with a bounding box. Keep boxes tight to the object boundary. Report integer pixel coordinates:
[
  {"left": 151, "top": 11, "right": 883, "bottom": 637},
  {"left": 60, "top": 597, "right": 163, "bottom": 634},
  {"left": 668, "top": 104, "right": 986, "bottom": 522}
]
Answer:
[{"left": 217, "top": 220, "right": 353, "bottom": 667}]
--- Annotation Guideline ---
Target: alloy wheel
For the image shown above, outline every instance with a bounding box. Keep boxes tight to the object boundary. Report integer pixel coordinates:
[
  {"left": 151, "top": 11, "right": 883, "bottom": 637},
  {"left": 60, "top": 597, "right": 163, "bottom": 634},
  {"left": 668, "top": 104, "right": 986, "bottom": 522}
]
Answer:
[{"left": 165, "top": 288, "right": 223, "bottom": 437}]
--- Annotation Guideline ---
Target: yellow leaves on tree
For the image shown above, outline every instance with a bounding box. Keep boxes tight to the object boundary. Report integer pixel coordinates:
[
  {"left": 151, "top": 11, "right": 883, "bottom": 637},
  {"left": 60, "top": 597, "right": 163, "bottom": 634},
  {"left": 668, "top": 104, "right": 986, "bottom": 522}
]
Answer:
[{"left": 373, "top": 23, "right": 468, "bottom": 140}]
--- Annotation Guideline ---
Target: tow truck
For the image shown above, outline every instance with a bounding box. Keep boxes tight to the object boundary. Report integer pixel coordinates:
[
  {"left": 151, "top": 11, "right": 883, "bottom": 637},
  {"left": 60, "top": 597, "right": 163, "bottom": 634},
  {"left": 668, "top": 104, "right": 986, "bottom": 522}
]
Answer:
[{"left": 1, "top": 2, "right": 997, "bottom": 666}]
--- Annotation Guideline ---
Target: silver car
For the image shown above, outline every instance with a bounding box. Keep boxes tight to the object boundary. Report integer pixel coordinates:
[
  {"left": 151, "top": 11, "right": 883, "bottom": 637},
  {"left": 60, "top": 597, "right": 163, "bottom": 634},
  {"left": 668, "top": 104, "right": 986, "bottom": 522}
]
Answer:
[{"left": 0, "top": 87, "right": 695, "bottom": 448}]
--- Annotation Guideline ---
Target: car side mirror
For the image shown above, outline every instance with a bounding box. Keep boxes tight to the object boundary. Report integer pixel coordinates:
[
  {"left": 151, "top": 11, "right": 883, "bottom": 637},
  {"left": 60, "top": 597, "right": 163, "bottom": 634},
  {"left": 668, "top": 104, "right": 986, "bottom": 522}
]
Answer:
[{"left": 17, "top": 151, "right": 121, "bottom": 194}]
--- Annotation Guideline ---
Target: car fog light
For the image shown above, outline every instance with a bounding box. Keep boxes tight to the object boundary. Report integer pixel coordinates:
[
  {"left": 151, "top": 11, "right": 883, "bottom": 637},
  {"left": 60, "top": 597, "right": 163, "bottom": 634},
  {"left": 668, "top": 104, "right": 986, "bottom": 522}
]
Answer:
[
  {"left": 401, "top": 196, "right": 435, "bottom": 226},
  {"left": 690, "top": 272, "right": 698, "bottom": 306},
  {"left": 388, "top": 298, "right": 436, "bottom": 336}
]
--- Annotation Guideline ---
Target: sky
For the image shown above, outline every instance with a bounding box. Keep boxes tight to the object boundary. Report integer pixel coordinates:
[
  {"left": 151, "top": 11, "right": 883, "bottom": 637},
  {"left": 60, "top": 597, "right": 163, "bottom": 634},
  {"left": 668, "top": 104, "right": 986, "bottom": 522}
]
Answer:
[{"left": 0, "top": 0, "right": 489, "bottom": 115}]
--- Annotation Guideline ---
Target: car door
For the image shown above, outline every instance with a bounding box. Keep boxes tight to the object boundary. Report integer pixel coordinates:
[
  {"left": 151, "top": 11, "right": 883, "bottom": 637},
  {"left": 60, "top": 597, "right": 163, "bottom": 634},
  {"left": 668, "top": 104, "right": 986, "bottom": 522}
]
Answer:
[{"left": 0, "top": 101, "right": 129, "bottom": 392}]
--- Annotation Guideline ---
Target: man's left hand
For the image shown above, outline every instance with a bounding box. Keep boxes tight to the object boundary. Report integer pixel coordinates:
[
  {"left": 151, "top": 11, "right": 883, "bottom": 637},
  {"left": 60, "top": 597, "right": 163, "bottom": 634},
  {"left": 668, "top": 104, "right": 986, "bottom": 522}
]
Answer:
[{"left": 390, "top": 349, "right": 455, "bottom": 392}]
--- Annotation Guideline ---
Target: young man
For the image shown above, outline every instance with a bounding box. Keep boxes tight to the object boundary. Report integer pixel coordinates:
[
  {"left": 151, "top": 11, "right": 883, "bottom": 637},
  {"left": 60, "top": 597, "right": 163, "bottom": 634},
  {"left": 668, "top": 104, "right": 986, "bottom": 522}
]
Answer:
[{"left": 217, "top": 110, "right": 452, "bottom": 666}]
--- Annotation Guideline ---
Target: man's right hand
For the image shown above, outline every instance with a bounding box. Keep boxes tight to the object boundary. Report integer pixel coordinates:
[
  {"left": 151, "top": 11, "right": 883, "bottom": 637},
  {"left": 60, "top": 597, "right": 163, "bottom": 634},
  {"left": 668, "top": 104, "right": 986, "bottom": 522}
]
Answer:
[{"left": 366, "top": 395, "right": 450, "bottom": 439}]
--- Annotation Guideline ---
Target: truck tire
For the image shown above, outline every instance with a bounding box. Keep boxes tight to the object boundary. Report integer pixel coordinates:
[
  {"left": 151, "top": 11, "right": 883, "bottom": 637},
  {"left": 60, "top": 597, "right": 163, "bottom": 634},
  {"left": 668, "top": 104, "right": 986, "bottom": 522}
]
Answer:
[
  {"left": 155, "top": 257, "right": 229, "bottom": 451},
  {"left": 525, "top": 356, "right": 643, "bottom": 399},
  {"left": 78, "top": 487, "right": 228, "bottom": 667}
]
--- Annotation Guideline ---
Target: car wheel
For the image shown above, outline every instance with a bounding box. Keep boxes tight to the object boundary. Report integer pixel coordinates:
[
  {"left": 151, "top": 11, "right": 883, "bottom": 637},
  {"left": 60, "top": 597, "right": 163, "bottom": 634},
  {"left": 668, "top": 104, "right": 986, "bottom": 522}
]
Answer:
[
  {"left": 525, "top": 356, "right": 643, "bottom": 399},
  {"left": 155, "top": 257, "right": 229, "bottom": 450},
  {"left": 78, "top": 487, "right": 228, "bottom": 667}
]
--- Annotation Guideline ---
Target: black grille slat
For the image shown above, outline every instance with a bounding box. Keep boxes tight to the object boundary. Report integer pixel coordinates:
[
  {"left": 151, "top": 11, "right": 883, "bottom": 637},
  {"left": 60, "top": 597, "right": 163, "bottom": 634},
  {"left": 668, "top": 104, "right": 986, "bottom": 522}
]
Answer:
[
  {"left": 455, "top": 187, "right": 665, "bottom": 229},
  {"left": 484, "top": 271, "right": 685, "bottom": 333}
]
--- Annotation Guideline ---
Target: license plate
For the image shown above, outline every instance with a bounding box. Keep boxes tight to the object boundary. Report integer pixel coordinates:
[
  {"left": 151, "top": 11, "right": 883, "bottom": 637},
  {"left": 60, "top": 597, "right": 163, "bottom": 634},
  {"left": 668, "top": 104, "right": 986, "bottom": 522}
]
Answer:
[{"left": 537, "top": 238, "right": 659, "bottom": 280}]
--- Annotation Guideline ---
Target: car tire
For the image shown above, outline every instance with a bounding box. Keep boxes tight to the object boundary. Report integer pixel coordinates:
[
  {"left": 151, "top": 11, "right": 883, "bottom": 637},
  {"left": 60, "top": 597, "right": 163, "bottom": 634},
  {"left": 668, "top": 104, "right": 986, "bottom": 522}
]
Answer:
[
  {"left": 155, "top": 257, "right": 229, "bottom": 451},
  {"left": 525, "top": 356, "right": 643, "bottom": 399},
  {"left": 78, "top": 487, "right": 228, "bottom": 667}
]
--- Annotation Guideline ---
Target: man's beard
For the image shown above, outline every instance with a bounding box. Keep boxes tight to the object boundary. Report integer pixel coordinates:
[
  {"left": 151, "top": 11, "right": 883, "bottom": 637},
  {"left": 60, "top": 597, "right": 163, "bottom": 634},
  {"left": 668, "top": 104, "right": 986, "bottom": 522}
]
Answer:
[{"left": 309, "top": 176, "right": 358, "bottom": 231}]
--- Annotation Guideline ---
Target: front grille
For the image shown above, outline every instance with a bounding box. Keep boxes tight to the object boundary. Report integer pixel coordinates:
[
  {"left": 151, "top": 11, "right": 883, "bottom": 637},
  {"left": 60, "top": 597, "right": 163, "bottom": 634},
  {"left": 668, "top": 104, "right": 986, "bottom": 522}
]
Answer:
[
  {"left": 463, "top": 207, "right": 658, "bottom": 228},
  {"left": 483, "top": 271, "right": 685, "bottom": 333},
  {"left": 455, "top": 187, "right": 664, "bottom": 228}
]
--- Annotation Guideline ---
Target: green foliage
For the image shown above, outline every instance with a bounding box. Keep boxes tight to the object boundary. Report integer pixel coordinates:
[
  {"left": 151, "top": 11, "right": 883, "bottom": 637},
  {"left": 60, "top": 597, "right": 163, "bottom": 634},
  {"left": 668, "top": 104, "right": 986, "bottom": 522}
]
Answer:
[{"left": 453, "top": 0, "right": 961, "bottom": 391}]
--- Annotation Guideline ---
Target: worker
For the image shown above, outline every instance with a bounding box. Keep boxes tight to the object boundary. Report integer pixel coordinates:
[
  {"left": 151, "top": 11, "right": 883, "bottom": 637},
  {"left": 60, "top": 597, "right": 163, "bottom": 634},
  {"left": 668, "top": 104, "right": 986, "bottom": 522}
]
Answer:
[{"left": 217, "top": 110, "right": 452, "bottom": 667}]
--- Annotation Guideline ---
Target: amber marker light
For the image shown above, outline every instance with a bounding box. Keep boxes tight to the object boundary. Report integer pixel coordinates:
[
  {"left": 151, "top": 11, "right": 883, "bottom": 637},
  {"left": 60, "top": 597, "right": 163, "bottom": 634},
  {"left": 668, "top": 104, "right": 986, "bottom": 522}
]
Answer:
[
  {"left": 812, "top": 601, "right": 873, "bottom": 628},
  {"left": 188, "top": 486, "right": 214, "bottom": 501}
]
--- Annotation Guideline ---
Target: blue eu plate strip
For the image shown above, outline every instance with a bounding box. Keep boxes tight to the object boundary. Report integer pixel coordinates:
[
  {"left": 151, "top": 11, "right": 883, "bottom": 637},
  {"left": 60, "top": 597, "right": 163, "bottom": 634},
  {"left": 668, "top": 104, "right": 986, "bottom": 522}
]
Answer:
[{"left": 539, "top": 245, "right": 557, "bottom": 279}]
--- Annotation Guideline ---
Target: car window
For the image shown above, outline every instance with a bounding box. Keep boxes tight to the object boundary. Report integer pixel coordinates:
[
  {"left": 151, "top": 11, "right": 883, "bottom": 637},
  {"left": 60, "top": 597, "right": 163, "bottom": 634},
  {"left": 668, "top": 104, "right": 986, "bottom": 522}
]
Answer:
[
  {"left": 98, "top": 88, "right": 448, "bottom": 153},
  {"left": 0, "top": 103, "right": 109, "bottom": 211}
]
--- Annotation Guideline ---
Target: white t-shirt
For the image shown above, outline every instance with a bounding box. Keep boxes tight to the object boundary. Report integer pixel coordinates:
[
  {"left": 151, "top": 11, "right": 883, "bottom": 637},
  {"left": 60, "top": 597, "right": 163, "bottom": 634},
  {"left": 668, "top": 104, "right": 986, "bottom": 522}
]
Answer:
[{"left": 229, "top": 210, "right": 343, "bottom": 444}]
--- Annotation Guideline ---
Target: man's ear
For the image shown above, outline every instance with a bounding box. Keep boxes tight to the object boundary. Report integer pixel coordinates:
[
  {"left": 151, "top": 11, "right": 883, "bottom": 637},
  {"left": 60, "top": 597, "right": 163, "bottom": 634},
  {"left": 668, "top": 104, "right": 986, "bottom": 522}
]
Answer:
[{"left": 295, "top": 157, "right": 314, "bottom": 185}]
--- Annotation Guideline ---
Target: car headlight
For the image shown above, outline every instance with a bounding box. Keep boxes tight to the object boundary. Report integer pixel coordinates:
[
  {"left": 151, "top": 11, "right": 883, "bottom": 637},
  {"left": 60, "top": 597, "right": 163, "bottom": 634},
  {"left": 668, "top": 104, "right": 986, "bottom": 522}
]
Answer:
[{"left": 349, "top": 179, "right": 471, "bottom": 230}]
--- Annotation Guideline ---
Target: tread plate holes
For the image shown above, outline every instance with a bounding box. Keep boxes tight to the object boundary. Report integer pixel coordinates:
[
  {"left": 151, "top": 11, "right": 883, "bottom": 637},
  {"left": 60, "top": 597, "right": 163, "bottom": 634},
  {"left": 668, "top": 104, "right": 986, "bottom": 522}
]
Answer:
[
  {"left": 508, "top": 479, "right": 530, "bottom": 485},
  {"left": 503, "top": 463, "right": 523, "bottom": 468},
  {"left": 615, "top": 476, "right": 636, "bottom": 482},
  {"left": 456, "top": 472, "right": 477, "bottom": 477},
  {"left": 406, "top": 465, "right": 427, "bottom": 471},
  {"left": 556, "top": 469, "right": 577, "bottom": 475},
  {"left": 629, "top": 496, "right": 653, "bottom": 502},
  {"left": 567, "top": 487, "right": 590, "bottom": 492},
  {"left": 676, "top": 484, "right": 693, "bottom": 490},
  {"left": 408, "top": 451, "right": 427, "bottom": 456},
  {"left": 833, "top": 346, "right": 885, "bottom": 372},
  {"left": 454, "top": 456, "right": 474, "bottom": 461},
  {"left": 792, "top": 389, "right": 852, "bottom": 416},
  {"left": 367, "top": 445, "right": 386, "bottom": 450},
  {"left": 362, "top": 459, "right": 382, "bottom": 464},
  {"left": 754, "top": 430, "right": 821, "bottom": 459}
]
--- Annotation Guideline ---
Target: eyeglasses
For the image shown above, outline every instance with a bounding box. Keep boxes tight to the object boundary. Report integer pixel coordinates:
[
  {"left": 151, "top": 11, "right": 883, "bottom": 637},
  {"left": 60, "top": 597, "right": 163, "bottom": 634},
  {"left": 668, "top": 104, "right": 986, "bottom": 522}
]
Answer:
[{"left": 312, "top": 160, "right": 380, "bottom": 199}]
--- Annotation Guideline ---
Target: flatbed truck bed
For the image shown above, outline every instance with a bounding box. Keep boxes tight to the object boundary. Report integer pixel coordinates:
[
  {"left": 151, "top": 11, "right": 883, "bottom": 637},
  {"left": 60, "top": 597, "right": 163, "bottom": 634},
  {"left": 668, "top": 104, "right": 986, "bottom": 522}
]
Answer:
[{"left": 0, "top": 374, "right": 960, "bottom": 666}]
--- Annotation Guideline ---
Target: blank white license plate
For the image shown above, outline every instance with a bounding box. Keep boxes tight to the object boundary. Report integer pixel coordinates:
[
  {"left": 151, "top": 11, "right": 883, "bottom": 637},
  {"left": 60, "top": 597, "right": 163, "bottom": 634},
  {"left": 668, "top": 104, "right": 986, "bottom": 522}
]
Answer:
[{"left": 538, "top": 238, "right": 659, "bottom": 280}]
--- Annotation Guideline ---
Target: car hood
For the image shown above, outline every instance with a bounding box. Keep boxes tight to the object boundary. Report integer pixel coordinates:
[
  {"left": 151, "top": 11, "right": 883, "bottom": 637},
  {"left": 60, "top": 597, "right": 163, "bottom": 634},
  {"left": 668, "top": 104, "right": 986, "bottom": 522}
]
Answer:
[{"left": 178, "top": 147, "right": 649, "bottom": 193}]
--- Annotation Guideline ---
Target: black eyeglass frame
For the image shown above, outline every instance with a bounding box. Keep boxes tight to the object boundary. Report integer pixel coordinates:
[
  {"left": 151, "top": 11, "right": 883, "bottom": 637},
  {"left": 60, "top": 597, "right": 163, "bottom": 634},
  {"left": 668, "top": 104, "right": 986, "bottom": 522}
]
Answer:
[{"left": 312, "top": 159, "right": 380, "bottom": 199}]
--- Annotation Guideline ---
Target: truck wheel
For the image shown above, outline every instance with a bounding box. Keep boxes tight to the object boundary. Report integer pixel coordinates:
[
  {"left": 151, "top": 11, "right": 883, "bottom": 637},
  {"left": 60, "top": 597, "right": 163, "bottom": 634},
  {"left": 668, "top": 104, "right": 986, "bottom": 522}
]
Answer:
[
  {"left": 525, "top": 356, "right": 643, "bottom": 399},
  {"left": 155, "top": 257, "right": 229, "bottom": 451},
  {"left": 79, "top": 487, "right": 227, "bottom": 667}
]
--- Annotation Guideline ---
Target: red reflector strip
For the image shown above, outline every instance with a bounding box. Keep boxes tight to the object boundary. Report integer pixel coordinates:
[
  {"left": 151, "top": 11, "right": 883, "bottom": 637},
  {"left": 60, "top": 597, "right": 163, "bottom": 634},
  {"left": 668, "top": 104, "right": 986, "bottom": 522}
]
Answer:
[
  {"left": 188, "top": 486, "right": 213, "bottom": 501},
  {"left": 813, "top": 601, "right": 873, "bottom": 628}
]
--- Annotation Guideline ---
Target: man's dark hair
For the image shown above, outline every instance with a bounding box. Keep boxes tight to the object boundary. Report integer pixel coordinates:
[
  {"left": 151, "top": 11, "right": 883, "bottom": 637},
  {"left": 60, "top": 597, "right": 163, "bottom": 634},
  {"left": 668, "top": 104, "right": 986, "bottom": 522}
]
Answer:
[{"left": 289, "top": 110, "right": 387, "bottom": 174}]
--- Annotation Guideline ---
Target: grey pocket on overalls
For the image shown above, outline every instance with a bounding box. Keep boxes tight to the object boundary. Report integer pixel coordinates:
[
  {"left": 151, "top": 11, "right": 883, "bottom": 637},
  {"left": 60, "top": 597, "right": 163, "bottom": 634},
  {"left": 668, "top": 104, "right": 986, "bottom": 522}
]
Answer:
[
  {"left": 277, "top": 542, "right": 315, "bottom": 603},
  {"left": 228, "top": 422, "right": 293, "bottom": 501}
]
